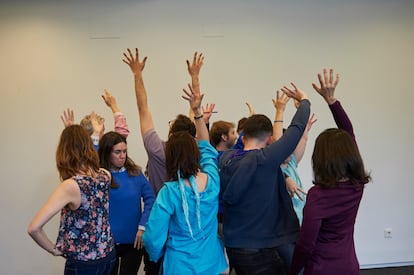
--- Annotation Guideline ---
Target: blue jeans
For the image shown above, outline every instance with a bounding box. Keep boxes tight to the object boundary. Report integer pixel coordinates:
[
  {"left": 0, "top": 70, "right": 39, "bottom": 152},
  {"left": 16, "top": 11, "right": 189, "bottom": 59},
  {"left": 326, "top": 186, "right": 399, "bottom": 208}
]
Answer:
[
  {"left": 64, "top": 250, "right": 116, "bottom": 275},
  {"left": 226, "top": 247, "right": 287, "bottom": 275}
]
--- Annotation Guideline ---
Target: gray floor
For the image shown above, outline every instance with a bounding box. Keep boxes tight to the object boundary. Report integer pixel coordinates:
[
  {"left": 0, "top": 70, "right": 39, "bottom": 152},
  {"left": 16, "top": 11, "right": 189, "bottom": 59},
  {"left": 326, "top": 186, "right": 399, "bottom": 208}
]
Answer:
[
  {"left": 137, "top": 265, "right": 414, "bottom": 274},
  {"left": 361, "top": 265, "right": 414, "bottom": 275}
]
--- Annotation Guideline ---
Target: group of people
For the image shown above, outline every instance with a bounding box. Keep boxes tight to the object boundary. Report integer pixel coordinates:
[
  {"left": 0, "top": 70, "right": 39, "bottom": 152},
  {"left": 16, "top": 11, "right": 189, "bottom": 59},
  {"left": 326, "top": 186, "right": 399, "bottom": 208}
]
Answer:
[{"left": 27, "top": 48, "right": 370, "bottom": 275}]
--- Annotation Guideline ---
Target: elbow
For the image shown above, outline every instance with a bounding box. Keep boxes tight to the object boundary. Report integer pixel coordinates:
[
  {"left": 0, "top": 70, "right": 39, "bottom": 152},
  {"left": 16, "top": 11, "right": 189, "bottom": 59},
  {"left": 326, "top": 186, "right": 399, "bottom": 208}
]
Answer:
[{"left": 27, "top": 223, "right": 40, "bottom": 237}]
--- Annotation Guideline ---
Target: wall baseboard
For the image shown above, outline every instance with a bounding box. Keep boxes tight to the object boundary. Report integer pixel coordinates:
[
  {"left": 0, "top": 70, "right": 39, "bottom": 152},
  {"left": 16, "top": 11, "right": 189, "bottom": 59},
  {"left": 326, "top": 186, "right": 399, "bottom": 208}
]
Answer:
[{"left": 360, "top": 262, "right": 414, "bottom": 269}]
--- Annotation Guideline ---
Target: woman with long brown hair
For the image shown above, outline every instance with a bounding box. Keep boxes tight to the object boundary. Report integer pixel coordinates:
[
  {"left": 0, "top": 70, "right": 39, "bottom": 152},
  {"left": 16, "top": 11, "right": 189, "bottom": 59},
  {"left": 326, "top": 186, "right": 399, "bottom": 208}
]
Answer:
[
  {"left": 28, "top": 124, "right": 115, "bottom": 274},
  {"left": 290, "top": 69, "right": 371, "bottom": 275}
]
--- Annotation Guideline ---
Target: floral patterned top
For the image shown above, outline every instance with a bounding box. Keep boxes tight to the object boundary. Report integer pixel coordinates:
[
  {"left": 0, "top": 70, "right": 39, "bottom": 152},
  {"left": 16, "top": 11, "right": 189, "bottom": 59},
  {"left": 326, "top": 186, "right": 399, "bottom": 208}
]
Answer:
[{"left": 55, "top": 169, "right": 114, "bottom": 261}]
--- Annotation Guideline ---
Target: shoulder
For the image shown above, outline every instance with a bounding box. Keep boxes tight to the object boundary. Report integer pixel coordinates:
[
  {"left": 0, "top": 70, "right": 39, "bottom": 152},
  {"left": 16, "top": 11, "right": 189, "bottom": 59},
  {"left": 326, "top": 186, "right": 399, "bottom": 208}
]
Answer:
[
  {"left": 61, "top": 178, "right": 80, "bottom": 191},
  {"left": 143, "top": 128, "right": 162, "bottom": 142},
  {"left": 59, "top": 178, "right": 81, "bottom": 203}
]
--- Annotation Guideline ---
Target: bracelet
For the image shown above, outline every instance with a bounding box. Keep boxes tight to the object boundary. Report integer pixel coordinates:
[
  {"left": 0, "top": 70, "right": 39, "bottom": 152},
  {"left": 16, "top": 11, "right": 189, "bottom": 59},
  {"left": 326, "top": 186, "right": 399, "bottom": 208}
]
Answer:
[
  {"left": 194, "top": 114, "right": 204, "bottom": 120},
  {"left": 274, "top": 120, "right": 283, "bottom": 123}
]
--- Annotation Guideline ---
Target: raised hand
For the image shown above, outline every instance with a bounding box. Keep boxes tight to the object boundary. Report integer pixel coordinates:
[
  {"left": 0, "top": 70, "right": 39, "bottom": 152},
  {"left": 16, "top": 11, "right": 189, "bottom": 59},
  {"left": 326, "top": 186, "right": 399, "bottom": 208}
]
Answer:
[
  {"left": 280, "top": 82, "right": 308, "bottom": 102},
  {"left": 312, "top": 68, "right": 339, "bottom": 105},
  {"left": 202, "top": 103, "right": 216, "bottom": 124},
  {"left": 305, "top": 113, "right": 317, "bottom": 133},
  {"left": 182, "top": 83, "right": 203, "bottom": 113},
  {"left": 90, "top": 111, "right": 104, "bottom": 137},
  {"left": 122, "top": 48, "right": 148, "bottom": 76},
  {"left": 272, "top": 90, "right": 290, "bottom": 112},
  {"left": 101, "top": 89, "right": 120, "bottom": 113},
  {"left": 60, "top": 108, "right": 74, "bottom": 128},
  {"left": 186, "top": 52, "right": 204, "bottom": 78}
]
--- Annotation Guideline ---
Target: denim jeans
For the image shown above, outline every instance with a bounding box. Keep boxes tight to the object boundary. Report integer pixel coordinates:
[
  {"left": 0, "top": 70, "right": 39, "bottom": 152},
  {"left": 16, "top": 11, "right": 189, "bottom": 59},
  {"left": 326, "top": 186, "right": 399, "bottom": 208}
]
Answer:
[
  {"left": 64, "top": 250, "right": 116, "bottom": 275},
  {"left": 226, "top": 247, "right": 287, "bottom": 275},
  {"left": 110, "top": 244, "right": 143, "bottom": 275}
]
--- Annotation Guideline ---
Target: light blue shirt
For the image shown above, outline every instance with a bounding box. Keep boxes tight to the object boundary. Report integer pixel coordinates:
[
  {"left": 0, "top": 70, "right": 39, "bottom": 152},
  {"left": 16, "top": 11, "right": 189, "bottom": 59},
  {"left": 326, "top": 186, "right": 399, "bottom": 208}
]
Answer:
[
  {"left": 281, "top": 154, "right": 306, "bottom": 225},
  {"left": 143, "top": 140, "right": 228, "bottom": 275}
]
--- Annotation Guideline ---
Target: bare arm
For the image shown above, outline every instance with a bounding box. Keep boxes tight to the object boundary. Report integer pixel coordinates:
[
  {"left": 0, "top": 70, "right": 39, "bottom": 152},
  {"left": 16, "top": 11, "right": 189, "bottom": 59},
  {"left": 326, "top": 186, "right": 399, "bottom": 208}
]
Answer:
[
  {"left": 185, "top": 51, "right": 209, "bottom": 140},
  {"left": 186, "top": 51, "right": 204, "bottom": 95},
  {"left": 123, "top": 48, "right": 154, "bottom": 137},
  {"left": 293, "top": 113, "right": 317, "bottom": 163},
  {"left": 246, "top": 102, "right": 255, "bottom": 116},
  {"left": 272, "top": 90, "right": 290, "bottom": 142},
  {"left": 27, "top": 179, "right": 80, "bottom": 256}
]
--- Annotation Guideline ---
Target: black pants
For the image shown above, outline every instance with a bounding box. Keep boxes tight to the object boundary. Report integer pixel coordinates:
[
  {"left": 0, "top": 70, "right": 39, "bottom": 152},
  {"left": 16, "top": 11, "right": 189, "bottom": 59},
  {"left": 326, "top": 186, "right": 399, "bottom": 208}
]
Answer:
[
  {"left": 143, "top": 251, "right": 162, "bottom": 275},
  {"left": 110, "top": 244, "right": 143, "bottom": 275},
  {"left": 226, "top": 247, "right": 287, "bottom": 275}
]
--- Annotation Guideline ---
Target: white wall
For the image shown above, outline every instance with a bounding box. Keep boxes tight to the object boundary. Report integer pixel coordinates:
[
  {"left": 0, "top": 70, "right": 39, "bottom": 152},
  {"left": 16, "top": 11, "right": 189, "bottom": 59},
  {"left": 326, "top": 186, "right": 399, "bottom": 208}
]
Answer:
[{"left": 1, "top": 0, "right": 413, "bottom": 273}]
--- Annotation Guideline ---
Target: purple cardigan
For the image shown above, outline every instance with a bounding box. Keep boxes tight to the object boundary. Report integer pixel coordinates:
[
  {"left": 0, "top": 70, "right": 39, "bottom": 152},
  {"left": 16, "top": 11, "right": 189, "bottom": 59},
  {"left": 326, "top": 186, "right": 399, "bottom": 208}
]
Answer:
[{"left": 290, "top": 101, "right": 364, "bottom": 275}]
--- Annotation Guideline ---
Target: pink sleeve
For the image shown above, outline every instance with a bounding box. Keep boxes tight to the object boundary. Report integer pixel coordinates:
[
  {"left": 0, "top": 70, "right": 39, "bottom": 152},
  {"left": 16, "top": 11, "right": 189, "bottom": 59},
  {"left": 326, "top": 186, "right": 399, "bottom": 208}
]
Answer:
[{"left": 113, "top": 112, "right": 130, "bottom": 138}]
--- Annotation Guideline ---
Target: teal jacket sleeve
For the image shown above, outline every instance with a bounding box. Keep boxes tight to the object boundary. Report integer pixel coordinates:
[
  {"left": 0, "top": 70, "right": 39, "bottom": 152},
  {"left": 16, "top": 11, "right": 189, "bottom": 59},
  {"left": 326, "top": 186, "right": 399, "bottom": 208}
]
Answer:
[{"left": 142, "top": 185, "right": 172, "bottom": 262}]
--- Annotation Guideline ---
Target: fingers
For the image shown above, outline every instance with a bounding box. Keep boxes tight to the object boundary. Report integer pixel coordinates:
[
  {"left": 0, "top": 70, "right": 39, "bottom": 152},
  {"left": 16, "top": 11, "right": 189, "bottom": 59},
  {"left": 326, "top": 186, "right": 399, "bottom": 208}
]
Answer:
[
  {"left": 290, "top": 82, "right": 298, "bottom": 90},
  {"left": 182, "top": 88, "right": 192, "bottom": 100},
  {"left": 323, "top": 68, "right": 329, "bottom": 86},
  {"left": 311, "top": 82, "right": 320, "bottom": 93},
  {"left": 329, "top": 68, "right": 333, "bottom": 84},
  {"left": 317, "top": 72, "right": 324, "bottom": 88},
  {"left": 193, "top": 51, "right": 197, "bottom": 64},
  {"left": 293, "top": 189, "right": 306, "bottom": 201},
  {"left": 333, "top": 72, "right": 340, "bottom": 87},
  {"left": 194, "top": 51, "right": 204, "bottom": 65}
]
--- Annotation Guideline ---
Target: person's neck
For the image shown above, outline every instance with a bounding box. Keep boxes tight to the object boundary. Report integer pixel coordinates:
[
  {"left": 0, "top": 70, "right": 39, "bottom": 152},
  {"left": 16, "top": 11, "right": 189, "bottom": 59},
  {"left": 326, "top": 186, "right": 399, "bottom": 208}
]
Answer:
[{"left": 243, "top": 139, "right": 266, "bottom": 151}]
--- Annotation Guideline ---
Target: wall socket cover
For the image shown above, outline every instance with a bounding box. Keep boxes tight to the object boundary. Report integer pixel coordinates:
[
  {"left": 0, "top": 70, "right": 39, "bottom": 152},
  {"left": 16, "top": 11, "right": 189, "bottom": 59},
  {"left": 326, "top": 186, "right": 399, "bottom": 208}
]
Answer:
[{"left": 384, "top": 228, "right": 392, "bottom": 238}]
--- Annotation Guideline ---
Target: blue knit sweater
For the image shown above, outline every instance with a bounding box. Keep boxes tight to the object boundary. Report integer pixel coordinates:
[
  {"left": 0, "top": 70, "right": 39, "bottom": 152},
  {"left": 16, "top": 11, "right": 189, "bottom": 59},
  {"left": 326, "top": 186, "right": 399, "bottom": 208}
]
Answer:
[{"left": 109, "top": 170, "right": 155, "bottom": 244}]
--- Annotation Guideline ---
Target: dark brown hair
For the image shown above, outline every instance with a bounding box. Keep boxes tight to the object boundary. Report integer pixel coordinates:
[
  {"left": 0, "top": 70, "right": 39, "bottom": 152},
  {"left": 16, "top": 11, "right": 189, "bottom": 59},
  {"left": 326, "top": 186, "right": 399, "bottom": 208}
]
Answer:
[
  {"left": 312, "top": 128, "right": 370, "bottom": 188},
  {"left": 209, "top": 120, "right": 236, "bottom": 147},
  {"left": 243, "top": 114, "right": 273, "bottom": 141},
  {"left": 98, "top": 131, "right": 142, "bottom": 188},
  {"left": 165, "top": 131, "right": 200, "bottom": 181},
  {"left": 56, "top": 125, "right": 100, "bottom": 181},
  {"left": 169, "top": 114, "right": 196, "bottom": 137},
  {"left": 237, "top": 117, "right": 247, "bottom": 133}
]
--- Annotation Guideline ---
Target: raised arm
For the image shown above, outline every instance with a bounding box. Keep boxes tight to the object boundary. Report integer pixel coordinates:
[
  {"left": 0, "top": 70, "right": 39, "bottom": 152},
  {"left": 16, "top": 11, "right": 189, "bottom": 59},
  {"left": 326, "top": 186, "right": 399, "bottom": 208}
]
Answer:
[
  {"left": 271, "top": 90, "right": 290, "bottom": 142},
  {"left": 293, "top": 113, "right": 317, "bottom": 163},
  {"left": 182, "top": 83, "right": 208, "bottom": 141},
  {"left": 101, "top": 89, "right": 130, "bottom": 137},
  {"left": 245, "top": 102, "right": 255, "bottom": 116},
  {"left": 186, "top": 51, "right": 204, "bottom": 96},
  {"left": 185, "top": 51, "right": 209, "bottom": 140},
  {"left": 90, "top": 111, "right": 104, "bottom": 149},
  {"left": 312, "top": 68, "right": 354, "bottom": 140},
  {"left": 123, "top": 48, "right": 154, "bottom": 137}
]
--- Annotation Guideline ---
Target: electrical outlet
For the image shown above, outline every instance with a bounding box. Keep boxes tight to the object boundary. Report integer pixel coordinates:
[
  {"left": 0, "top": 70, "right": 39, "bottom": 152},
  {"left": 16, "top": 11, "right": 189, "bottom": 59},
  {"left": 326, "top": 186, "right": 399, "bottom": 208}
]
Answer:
[{"left": 384, "top": 228, "right": 392, "bottom": 238}]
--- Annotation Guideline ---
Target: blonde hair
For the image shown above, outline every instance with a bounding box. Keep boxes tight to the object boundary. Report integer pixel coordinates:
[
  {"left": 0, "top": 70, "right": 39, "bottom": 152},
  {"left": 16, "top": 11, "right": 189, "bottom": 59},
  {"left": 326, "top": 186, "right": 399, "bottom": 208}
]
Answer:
[{"left": 80, "top": 114, "right": 105, "bottom": 135}]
